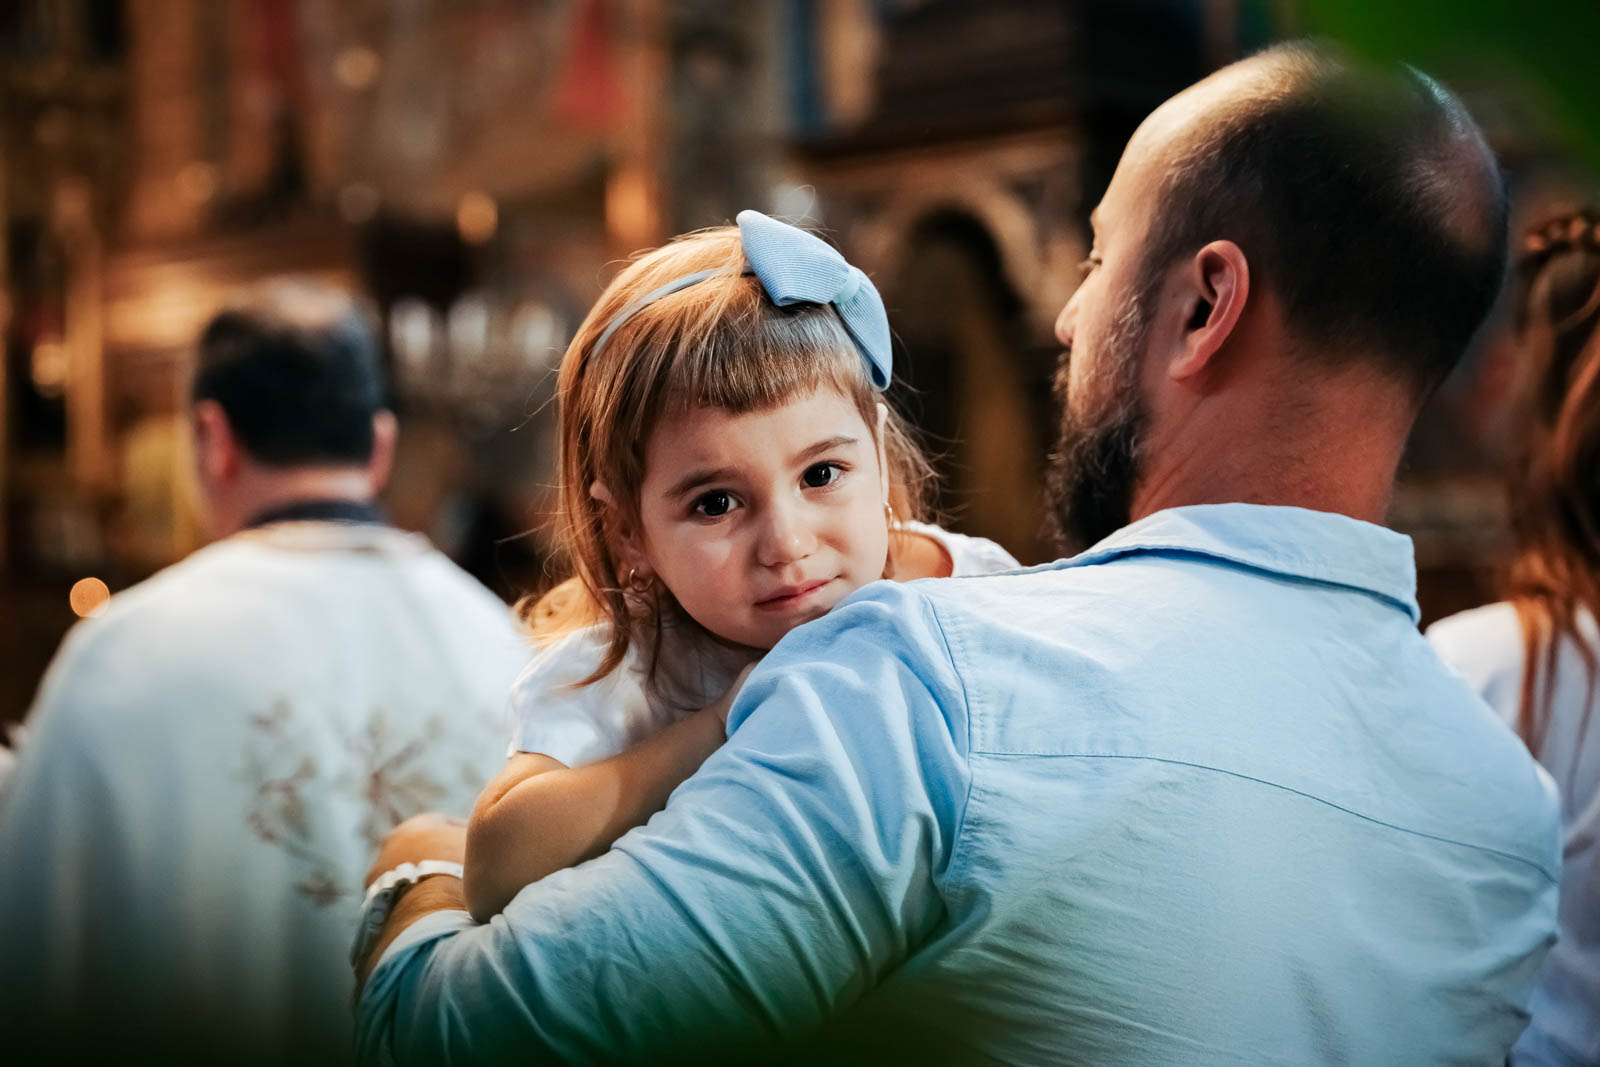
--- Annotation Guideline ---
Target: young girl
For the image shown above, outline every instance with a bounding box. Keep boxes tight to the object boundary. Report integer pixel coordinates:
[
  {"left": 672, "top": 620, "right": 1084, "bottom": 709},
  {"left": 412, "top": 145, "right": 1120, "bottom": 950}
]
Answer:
[{"left": 463, "top": 210, "right": 1019, "bottom": 920}]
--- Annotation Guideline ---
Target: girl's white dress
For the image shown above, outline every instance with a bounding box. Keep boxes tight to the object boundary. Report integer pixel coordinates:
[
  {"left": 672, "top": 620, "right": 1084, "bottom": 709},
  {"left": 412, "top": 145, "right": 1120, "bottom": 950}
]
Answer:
[
  {"left": 1428, "top": 603, "right": 1600, "bottom": 1067},
  {"left": 507, "top": 521, "right": 1021, "bottom": 766}
]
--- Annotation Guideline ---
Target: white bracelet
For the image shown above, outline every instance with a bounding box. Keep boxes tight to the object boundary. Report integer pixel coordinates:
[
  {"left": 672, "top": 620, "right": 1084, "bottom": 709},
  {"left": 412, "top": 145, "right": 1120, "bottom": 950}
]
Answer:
[
  {"left": 351, "top": 859, "right": 465, "bottom": 971},
  {"left": 361, "top": 859, "right": 464, "bottom": 907}
]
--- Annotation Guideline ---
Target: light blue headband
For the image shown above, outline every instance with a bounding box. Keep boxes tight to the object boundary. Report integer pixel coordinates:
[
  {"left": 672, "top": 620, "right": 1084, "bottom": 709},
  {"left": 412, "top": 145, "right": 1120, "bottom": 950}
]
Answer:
[{"left": 589, "top": 209, "right": 893, "bottom": 390}]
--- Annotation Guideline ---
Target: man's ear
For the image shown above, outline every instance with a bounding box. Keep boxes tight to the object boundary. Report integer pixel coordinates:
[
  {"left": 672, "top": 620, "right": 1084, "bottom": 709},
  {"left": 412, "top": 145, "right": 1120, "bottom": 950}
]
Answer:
[
  {"left": 367, "top": 411, "right": 398, "bottom": 494},
  {"left": 191, "top": 400, "right": 241, "bottom": 486},
  {"left": 874, "top": 402, "right": 891, "bottom": 505},
  {"left": 590, "top": 480, "right": 653, "bottom": 581},
  {"left": 1170, "top": 240, "right": 1249, "bottom": 383}
]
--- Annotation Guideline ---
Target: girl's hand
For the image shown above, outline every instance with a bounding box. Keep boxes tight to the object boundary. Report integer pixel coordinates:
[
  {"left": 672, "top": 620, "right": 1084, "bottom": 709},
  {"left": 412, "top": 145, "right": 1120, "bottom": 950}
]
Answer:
[{"left": 707, "top": 663, "right": 760, "bottom": 726}]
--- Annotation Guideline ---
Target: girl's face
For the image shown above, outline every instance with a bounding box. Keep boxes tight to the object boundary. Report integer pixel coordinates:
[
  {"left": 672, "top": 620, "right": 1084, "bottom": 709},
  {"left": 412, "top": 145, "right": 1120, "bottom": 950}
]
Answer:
[{"left": 631, "top": 386, "right": 890, "bottom": 651}]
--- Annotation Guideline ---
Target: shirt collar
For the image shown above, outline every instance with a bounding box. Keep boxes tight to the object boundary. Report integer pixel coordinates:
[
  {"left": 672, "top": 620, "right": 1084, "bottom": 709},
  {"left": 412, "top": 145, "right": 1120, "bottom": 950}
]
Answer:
[
  {"left": 1061, "top": 503, "right": 1420, "bottom": 623},
  {"left": 243, "top": 497, "right": 384, "bottom": 530}
]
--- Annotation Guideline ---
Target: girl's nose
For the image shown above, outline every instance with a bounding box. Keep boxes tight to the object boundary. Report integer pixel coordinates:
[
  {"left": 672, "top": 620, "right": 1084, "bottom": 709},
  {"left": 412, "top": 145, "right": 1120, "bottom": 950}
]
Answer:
[{"left": 756, "top": 499, "right": 817, "bottom": 567}]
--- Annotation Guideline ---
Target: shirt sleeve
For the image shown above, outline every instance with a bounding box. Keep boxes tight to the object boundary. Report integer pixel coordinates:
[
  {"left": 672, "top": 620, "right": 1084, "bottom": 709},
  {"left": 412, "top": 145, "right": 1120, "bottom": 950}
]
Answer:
[
  {"left": 503, "top": 627, "right": 641, "bottom": 766},
  {"left": 356, "top": 580, "right": 973, "bottom": 1064}
]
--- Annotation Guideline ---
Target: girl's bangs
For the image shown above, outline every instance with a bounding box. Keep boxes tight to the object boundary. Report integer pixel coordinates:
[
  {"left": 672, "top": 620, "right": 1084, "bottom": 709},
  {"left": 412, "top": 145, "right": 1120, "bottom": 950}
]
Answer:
[{"left": 625, "top": 281, "right": 873, "bottom": 423}]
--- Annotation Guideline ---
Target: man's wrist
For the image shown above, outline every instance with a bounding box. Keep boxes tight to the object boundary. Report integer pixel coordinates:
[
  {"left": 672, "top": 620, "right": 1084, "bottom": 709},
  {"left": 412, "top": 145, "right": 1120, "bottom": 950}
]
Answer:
[
  {"left": 391, "top": 872, "right": 466, "bottom": 918},
  {"left": 354, "top": 874, "right": 467, "bottom": 991},
  {"left": 362, "top": 859, "right": 465, "bottom": 904}
]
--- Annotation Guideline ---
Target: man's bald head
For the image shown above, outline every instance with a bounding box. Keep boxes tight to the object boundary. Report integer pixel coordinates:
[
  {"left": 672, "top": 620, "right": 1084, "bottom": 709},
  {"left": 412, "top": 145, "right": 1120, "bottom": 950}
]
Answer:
[{"left": 1136, "top": 39, "right": 1507, "bottom": 394}]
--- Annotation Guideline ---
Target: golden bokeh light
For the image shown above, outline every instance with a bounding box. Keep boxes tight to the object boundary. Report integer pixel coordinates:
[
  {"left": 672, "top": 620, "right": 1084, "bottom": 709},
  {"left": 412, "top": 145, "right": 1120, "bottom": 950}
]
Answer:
[
  {"left": 30, "top": 341, "right": 68, "bottom": 396},
  {"left": 68, "top": 577, "right": 111, "bottom": 618},
  {"left": 333, "top": 46, "right": 381, "bottom": 90},
  {"left": 456, "top": 191, "right": 498, "bottom": 244},
  {"left": 605, "top": 166, "right": 658, "bottom": 251}
]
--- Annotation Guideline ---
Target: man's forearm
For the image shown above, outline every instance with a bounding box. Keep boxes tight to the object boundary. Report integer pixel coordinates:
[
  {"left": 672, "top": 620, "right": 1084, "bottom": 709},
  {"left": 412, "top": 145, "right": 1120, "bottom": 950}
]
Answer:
[
  {"left": 355, "top": 875, "right": 466, "bottom": 993},
  {"left": 354, "top": 592, "right": 952, "bottom": 1063}
]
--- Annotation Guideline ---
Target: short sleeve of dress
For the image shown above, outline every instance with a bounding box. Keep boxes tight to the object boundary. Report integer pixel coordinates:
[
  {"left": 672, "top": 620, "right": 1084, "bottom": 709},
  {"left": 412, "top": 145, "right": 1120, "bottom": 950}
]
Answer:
[
  {"left": 504, "top": 625, "right": 654, "bottom": 767},
  {"left": 903, "top": 521, "right": 1023, "bottom": 577}
]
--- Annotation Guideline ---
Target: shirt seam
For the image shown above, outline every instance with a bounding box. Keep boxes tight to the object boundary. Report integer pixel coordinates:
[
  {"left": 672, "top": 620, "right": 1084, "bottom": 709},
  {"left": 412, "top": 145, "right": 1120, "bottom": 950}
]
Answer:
[
  {"left": 972, "top": 750, "right": 1559, "bottom": 883},
  {"left": 920, "top": 592, "right": 980, "bottom": 891}
]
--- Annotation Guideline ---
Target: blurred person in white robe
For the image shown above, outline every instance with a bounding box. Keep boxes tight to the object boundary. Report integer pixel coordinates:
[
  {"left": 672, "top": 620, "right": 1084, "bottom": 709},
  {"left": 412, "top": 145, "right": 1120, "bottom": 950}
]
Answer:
[{"left": 0, "top": 282, "right": 527, "bottom": 1065}]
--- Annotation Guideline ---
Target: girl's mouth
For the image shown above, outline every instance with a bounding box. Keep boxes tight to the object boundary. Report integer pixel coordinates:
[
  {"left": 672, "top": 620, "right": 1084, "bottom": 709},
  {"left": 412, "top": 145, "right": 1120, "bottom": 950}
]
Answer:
[{"left": 755, "top": 578, "right": 835, "bottom": 611}]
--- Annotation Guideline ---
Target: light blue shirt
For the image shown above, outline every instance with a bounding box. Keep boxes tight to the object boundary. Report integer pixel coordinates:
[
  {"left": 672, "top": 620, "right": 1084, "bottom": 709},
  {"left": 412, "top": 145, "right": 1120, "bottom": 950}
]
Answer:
[{"left": 358, "top": 505, "right": 1561, "bottom": 1065}]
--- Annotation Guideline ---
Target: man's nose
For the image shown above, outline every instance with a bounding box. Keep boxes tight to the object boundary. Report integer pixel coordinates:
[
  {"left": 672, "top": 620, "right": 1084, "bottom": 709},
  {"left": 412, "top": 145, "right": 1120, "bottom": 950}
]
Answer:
[
  {"left": 757, "top": 498, "right": 817, "bottom": 567},
  {"left": 1055, "top": 291, "right": 1079, "bottom": 349}
]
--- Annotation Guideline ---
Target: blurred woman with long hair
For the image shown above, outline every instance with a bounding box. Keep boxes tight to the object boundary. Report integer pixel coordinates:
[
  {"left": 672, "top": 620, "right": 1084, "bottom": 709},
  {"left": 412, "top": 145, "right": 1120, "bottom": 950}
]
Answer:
[{"left": 1430, "top": 211, "right": 1600, "bottom": 1067}]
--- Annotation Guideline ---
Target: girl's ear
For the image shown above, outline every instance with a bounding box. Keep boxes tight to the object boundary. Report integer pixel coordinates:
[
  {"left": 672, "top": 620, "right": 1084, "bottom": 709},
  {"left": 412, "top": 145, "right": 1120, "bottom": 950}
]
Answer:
[
  {"left": 875, "top": 402, "right": 891, "bottom": 505},
  {"left": 591, "top": 480, "right": 653, "bottom": 581}
]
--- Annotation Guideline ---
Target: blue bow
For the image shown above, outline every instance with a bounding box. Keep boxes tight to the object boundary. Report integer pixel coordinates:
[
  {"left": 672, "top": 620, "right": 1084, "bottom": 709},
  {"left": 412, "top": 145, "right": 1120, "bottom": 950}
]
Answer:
[
  {"left": 588, "top": 212, "right": 893, "bottom": 391},
  {"left": 736, "top": 210, "right": 892, "bottom": 390}
]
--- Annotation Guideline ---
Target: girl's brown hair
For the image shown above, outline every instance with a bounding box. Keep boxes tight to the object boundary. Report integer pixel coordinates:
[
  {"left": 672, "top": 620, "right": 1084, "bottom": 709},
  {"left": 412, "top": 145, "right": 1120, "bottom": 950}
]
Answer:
[
  {"left": 1503, "top": 211, "right": 1600, "bottom": 751},
  {"left": 521, "top": 225, "right": 934, "bottom": 685}
]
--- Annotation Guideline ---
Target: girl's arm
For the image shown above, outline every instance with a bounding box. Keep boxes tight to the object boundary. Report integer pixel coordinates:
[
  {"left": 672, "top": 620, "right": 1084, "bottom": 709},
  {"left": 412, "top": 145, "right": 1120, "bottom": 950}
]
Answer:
[{"left": 463, "top": 668, "right": 752, "bottom": 922}]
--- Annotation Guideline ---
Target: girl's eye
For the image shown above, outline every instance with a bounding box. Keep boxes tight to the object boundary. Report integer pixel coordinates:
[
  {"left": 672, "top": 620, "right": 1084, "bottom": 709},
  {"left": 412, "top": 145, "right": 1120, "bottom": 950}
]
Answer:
[
  {"left": 692, "top": 490, "right": 734, "bottom": 518},
  {"left": 1078, "top": 253, "right": 1102, "bottom": 276},
  {"left": 803, "top": 463, "right": 841, "bottom": 489}
]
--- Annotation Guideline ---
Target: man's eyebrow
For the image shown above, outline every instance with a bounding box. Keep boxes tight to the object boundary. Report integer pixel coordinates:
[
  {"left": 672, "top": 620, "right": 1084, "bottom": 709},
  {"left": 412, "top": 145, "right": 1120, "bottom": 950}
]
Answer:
[
  {"left": 1088, "top": 207, "right": 1101, "bottom": 232},
  {"left": 665, "top": 466, "right": 738, "bottom": 500},
  {"left": 794, "top": 435, "right": 861, "bottom": 464}
]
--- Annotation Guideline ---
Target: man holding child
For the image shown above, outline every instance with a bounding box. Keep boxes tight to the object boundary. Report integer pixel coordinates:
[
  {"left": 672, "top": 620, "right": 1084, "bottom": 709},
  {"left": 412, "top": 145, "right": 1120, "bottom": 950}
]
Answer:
[{"left": 356, "top": 41, "right": 1558, "bottom": 1064}]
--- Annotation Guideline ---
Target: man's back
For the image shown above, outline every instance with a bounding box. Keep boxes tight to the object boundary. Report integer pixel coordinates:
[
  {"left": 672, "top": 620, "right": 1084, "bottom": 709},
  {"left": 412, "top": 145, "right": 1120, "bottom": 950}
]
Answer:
[
  {"left": 357, "top": 505, "right": 1558, "bottom": 1066},
  {"left": 0, "top": 522, "right": 526, "bottom": 1063},
  {"left": 820, "top": 504, "right": 1559, "bottom": 1061}
]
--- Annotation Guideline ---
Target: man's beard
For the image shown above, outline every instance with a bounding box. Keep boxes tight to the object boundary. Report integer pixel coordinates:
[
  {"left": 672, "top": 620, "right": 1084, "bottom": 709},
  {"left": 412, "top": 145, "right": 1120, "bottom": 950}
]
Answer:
[{"left": 1046, "top": 291, "right": 1152, "bottom": 556}]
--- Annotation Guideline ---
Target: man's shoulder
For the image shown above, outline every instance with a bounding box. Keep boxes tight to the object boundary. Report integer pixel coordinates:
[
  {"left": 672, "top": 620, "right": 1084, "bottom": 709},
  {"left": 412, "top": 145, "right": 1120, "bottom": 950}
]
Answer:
[
  {"left": 47, "top": 540, "right": 268, "bottom": 671},
  {"left": 97, "top": 529, "right": 504, "bottom": 624},
  {"left": 45, "top": 532, "right": 516, "bottom": 704},
  {"left": 861, "top": 558, "right": 1559, "bottom": 873},
  {"left": 760, "top": 576, "right": 1020, "bottom": 722},
  {"left": 759, "top": 579, "right": 974, "bottom": 699},
  {"left": 96, "top": 536, "right": 264, "bottom": 616},
  {"left": 19, "top": 549, "right": 263, "bottom": 756},
  {"left": 36, "top": 542, "right": 278, "bottom": 708},
  {"left": 821, "top": 577, "right": 958, "bottom": 647},
  {"left": 810, "top": 566, "right": 1090, "bottom": 673},
  {"left": 868, "top": 561, "right": 1103, "bottom": 647}
]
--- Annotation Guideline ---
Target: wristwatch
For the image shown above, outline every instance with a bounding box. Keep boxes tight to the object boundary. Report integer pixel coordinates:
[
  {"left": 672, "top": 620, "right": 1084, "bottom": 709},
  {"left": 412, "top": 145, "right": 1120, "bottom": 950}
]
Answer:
[{"left": 349, "top": 859, "right": 464, "bottom": 970}]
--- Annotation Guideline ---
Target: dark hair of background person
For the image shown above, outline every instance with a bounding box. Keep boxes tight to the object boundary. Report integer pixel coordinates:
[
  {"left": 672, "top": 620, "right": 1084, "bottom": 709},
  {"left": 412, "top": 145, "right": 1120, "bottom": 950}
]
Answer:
[
  {"left": 1141, "top": 38, "right": 1508, "bottom": 394},
  {"left": 1504, "top": 211, "right": 1600, "bottom": 750},
  {"left": 191, "top": 282, "right": 387, "bottom": 467}
]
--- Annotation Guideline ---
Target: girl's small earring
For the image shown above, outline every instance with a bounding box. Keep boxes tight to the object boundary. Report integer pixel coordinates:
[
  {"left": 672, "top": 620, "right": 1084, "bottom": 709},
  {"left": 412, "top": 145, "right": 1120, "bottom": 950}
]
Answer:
[
  {"left": 623, "top": 566, "right": 654, "bottom": 595},
  {"left": 881, "top": 502, "right": 900, "bottom": 580}
]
